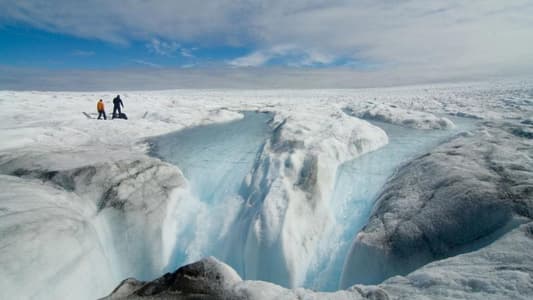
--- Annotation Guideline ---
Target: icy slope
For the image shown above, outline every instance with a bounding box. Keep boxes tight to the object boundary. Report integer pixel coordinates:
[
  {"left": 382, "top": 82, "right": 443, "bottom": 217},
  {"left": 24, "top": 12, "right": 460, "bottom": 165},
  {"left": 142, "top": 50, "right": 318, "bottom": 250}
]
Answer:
[
  {"left": 341, "top": 121, "right": 533, "bottom": 287},
  {"left": 378, "top": 222, "right": 533, "bottom": 300},
  {"left": 0, "top": 175, "right": 115, "bottom": 300},
  {"left": 0, "top": 151, "right": 189, "bottom": 299}
]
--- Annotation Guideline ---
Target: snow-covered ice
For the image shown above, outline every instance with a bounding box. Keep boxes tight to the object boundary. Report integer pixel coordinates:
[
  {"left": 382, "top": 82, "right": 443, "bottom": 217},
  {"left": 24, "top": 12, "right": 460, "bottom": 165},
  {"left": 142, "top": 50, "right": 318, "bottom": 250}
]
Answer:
[
  {"left": 344, "top": 103, "right": 455, "bottom": 130},
  {"left": 1, "top": 81, "right": 532, "bottom": 299}
]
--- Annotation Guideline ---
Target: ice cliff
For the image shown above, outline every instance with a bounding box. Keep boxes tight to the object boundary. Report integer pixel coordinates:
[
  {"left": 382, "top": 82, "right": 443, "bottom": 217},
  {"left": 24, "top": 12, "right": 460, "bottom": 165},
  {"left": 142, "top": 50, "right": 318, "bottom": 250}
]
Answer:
[
  {"left": 340, "top": 121, "right": 533, "bottom": 287},
  {"left": 0, "top": 151, "right": 189, "bottom": 299}
]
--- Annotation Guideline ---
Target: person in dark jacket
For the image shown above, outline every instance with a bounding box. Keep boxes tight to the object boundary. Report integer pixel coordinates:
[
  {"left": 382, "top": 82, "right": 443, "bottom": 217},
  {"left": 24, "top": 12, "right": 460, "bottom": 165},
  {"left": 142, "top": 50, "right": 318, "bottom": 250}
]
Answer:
[{"left": 112, "top": 95, "right": 124, "bottom": 119}]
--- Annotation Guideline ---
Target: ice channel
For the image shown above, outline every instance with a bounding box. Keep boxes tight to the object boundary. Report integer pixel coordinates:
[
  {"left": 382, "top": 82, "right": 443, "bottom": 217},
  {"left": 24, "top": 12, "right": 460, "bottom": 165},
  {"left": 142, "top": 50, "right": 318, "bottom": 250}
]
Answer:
[
  {"left": 306, "top": 116, "right": 478, "bottom": 291},
  {"left": 148, "top": 112, "right": 477, "bottom": 291},
  {"left": 148, "top": 111, "right": 273, "bottom": 273}
]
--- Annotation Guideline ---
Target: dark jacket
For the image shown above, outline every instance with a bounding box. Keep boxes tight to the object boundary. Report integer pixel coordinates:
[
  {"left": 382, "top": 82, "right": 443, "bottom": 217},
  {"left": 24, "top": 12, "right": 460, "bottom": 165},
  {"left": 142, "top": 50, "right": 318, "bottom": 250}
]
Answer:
[{"left": 113, "top": 96, "right": 124, "bottom": 108}]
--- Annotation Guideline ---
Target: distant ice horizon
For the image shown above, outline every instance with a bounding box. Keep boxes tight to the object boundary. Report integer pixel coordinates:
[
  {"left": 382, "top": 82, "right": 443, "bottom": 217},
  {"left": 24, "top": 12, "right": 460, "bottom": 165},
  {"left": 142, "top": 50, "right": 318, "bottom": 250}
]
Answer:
[{"left": 2, "top": 65, "right": 533, "bottom": 92}]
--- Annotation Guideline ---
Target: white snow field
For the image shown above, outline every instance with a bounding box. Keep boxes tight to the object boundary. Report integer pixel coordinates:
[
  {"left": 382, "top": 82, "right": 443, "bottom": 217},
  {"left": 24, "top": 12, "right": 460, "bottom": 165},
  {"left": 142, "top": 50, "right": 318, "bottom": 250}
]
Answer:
[{"left": 0, "top": 81, "right": 532, "bottom": 300}]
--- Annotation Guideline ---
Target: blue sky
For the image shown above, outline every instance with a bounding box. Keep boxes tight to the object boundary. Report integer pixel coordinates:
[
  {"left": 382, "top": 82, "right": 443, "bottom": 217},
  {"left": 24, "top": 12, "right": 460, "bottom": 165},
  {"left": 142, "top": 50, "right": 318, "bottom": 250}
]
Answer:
[
  {"left": 0, "top": 25, "right": 253, "bottom": 69},
  {"left": 0, "top": 25, "right": 362, "bottom": 70},
  {"left": 1, "top": 1, "right": 532, "bottom": 89}
]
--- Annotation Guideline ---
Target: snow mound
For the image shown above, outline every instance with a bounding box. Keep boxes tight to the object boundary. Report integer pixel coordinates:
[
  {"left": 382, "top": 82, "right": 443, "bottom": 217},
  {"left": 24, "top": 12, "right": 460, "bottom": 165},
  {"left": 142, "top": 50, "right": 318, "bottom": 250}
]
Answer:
[
  {"left": 341, "top": 122, "right": 533, "bottom": 287},
  {"left": 345, "top": 104, "right": 455, "bottom": 130},
  {"left": 236, "top": 110, "right": 388, "bottom": 287}
]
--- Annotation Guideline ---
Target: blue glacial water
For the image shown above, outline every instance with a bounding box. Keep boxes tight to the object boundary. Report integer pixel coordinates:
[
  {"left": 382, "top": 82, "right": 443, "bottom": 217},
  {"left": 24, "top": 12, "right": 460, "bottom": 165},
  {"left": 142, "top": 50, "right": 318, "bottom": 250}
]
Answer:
[{"left": 148, "top": 111, "right": 477, "bottom": 290}]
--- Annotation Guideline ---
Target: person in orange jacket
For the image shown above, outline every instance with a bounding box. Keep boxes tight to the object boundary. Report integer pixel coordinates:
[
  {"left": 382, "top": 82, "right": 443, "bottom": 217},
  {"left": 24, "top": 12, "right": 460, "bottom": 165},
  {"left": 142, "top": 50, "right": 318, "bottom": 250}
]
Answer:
[{"left": 97, "top": 99, "right": 107, "bottom": 120}]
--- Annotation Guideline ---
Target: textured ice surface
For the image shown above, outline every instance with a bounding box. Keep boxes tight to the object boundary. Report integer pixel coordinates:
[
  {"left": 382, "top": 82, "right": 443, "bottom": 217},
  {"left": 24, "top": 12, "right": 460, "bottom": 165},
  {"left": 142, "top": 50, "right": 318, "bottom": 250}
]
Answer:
[
  {"left": 308, "top": 117, "right": 478, "bottom": 290},
  {"left": 378, "top": 222, "right": 533, "bottom": 300},
  {"left": 0, "top": 154, "right": 188, "bottom": 299},
  {"left": 0, "top": 175, "right": 116, "bottom": 300},
  {"left": 341, "top": 121, "right": 533, "bottom": 288}
]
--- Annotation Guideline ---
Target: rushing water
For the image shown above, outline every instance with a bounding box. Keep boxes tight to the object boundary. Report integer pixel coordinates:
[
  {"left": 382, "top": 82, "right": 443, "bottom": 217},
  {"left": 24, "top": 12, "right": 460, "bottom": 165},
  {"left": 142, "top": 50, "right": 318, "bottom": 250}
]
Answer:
[
  {"left": 148, "top": 111, "right": 273, "bottom": 273},
  {"left": 148, "top": 112, "right": 477, "bottom": 290}
]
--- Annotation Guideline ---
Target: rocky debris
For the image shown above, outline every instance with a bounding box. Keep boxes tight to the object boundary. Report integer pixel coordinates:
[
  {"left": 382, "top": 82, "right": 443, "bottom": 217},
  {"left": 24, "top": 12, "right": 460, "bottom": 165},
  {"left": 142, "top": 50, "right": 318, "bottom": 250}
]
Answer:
[
  {"left": 103, "top": 257, "right": 387, "bottom": 300},
  {"left": 103, "top": 257, "right": 242, "bottom": 299}
]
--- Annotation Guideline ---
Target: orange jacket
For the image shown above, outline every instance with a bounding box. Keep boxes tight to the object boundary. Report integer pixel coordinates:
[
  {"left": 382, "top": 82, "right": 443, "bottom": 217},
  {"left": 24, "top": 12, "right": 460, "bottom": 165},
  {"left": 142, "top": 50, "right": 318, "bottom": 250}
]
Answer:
[{"left": 97, "top": 101, "right": 104, "bottom": 112}]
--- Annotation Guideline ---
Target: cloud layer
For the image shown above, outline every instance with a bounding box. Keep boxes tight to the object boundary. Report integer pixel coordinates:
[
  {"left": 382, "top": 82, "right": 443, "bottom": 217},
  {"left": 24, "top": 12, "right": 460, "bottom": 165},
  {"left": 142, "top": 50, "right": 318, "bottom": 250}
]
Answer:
[
  {"left": 2, "top": 64, "right": 531, "bottom": 91},
  {"left": 1, "top": 0, "right": 533, "bottom": 85}
]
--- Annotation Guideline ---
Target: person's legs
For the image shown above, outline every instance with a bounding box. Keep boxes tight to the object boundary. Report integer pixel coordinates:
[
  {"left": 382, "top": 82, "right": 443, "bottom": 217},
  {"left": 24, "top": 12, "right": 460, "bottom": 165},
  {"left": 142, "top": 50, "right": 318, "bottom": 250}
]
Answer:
[
  {"left": 113, "top": 105, "right": 118, "bottom": 118},
  {"left": 98, "top": 111, "right": 102, "bottom": 119},
  {"left": 103, "top": 111, "right": 107, "bottom": 120}
]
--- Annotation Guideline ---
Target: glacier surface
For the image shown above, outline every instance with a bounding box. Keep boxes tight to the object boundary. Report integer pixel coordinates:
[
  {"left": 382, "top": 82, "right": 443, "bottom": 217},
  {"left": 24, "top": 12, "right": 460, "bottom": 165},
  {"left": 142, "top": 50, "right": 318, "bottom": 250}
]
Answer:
[{"left": 0, "top": 82, "right": 532, "bottom": 299}]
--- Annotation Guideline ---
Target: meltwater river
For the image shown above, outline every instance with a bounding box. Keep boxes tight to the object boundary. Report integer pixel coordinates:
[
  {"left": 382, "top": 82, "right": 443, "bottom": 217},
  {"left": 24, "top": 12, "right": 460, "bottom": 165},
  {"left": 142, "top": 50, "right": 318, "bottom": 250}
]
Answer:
[{"left": 148, "top": 112, "right": 477, "bottom": 290}]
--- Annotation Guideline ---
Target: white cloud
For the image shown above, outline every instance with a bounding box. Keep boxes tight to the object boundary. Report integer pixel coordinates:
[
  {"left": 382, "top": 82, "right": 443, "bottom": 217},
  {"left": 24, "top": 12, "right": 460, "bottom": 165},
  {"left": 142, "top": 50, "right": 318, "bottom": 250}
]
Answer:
[
  {"left": 229, "top": 45, "right": 336, "bottom": 67},
  {"left": 229, "top": 51, "right": 270, "bottom": 67},
  {"left": 180, "top": 48, "right": 194, "bottom": 58},
  {"left": 1, "top": 0, "right": 533, "bottom": 80},
  {"left": 146, "top": 39, "right": 180, "bottom": 56}
]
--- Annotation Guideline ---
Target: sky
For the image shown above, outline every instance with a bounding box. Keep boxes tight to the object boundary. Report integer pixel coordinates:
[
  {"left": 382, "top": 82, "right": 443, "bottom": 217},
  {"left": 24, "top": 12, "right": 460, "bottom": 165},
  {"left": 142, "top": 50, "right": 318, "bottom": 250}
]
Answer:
[{"left": 1, "top": 0, "right": 532, "bottom": 90}]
